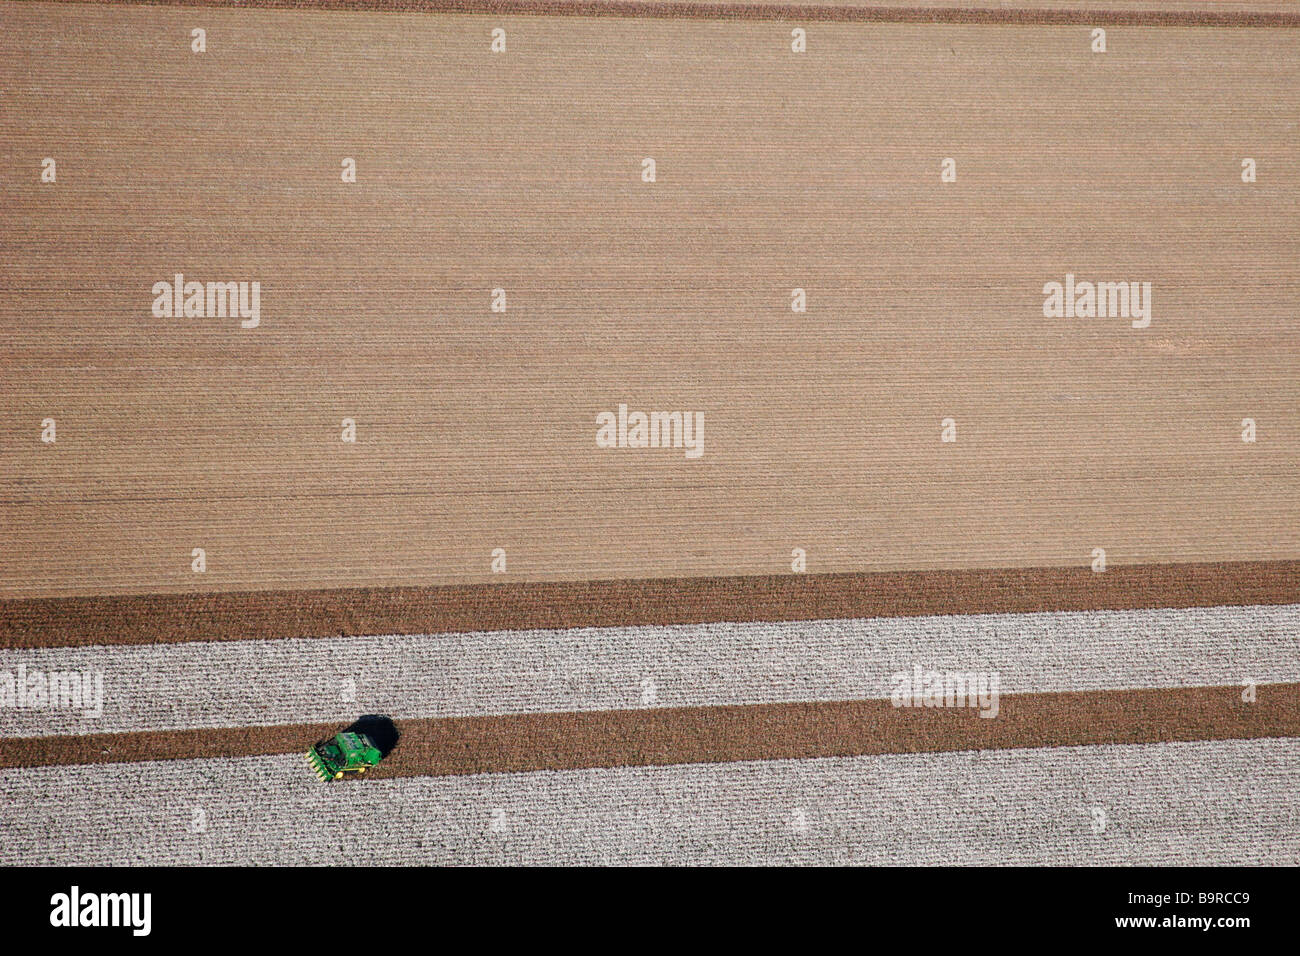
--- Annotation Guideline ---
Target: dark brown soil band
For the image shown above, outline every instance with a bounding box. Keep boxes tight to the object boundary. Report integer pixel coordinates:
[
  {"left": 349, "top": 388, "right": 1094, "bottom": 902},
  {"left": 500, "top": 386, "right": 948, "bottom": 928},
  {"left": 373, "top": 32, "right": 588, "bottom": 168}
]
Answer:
[
  {"left": 3, "top": 560, "right": 1295, "bottom": 649},
  {"left": 2, "top": 682, "right": 1295, "bottom": 776}
]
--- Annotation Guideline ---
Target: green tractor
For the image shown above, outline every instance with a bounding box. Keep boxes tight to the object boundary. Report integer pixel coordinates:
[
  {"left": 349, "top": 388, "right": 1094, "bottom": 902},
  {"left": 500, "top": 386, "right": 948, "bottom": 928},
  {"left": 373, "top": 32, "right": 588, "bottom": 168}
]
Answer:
[{"left": 306, "top": 731, "right": 384, "bottom": 782}]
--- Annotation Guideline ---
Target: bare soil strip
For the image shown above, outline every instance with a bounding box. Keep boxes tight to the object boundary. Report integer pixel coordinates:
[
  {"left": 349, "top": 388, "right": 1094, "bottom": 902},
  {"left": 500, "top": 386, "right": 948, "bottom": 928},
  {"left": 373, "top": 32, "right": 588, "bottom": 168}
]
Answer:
[
  {"left": 50, "top": 0, "right": 1300, "bottom": 27},
  {"left": 1, "top": 559, "right": 1295, "bottom": 648},
  {"left": 1, "top": 681, "right": 1294, "bottom": 775},
  {"left": 5, "top": 4, "right": 1297, "bottom": 598}
]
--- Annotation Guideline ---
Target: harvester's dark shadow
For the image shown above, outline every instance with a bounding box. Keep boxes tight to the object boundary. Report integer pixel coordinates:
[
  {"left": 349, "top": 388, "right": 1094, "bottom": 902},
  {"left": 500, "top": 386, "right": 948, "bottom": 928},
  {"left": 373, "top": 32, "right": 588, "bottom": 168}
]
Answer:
[{"left": 344, "top": 715, "right": 400, "bottom": 758}]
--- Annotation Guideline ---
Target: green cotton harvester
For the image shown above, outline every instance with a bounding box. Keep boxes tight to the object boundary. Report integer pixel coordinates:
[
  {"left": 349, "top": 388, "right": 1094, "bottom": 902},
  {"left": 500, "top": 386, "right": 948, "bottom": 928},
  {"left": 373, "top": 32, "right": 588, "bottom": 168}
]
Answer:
[{"left": 306, "top": 731, "right": 384, "bottom": 782}]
